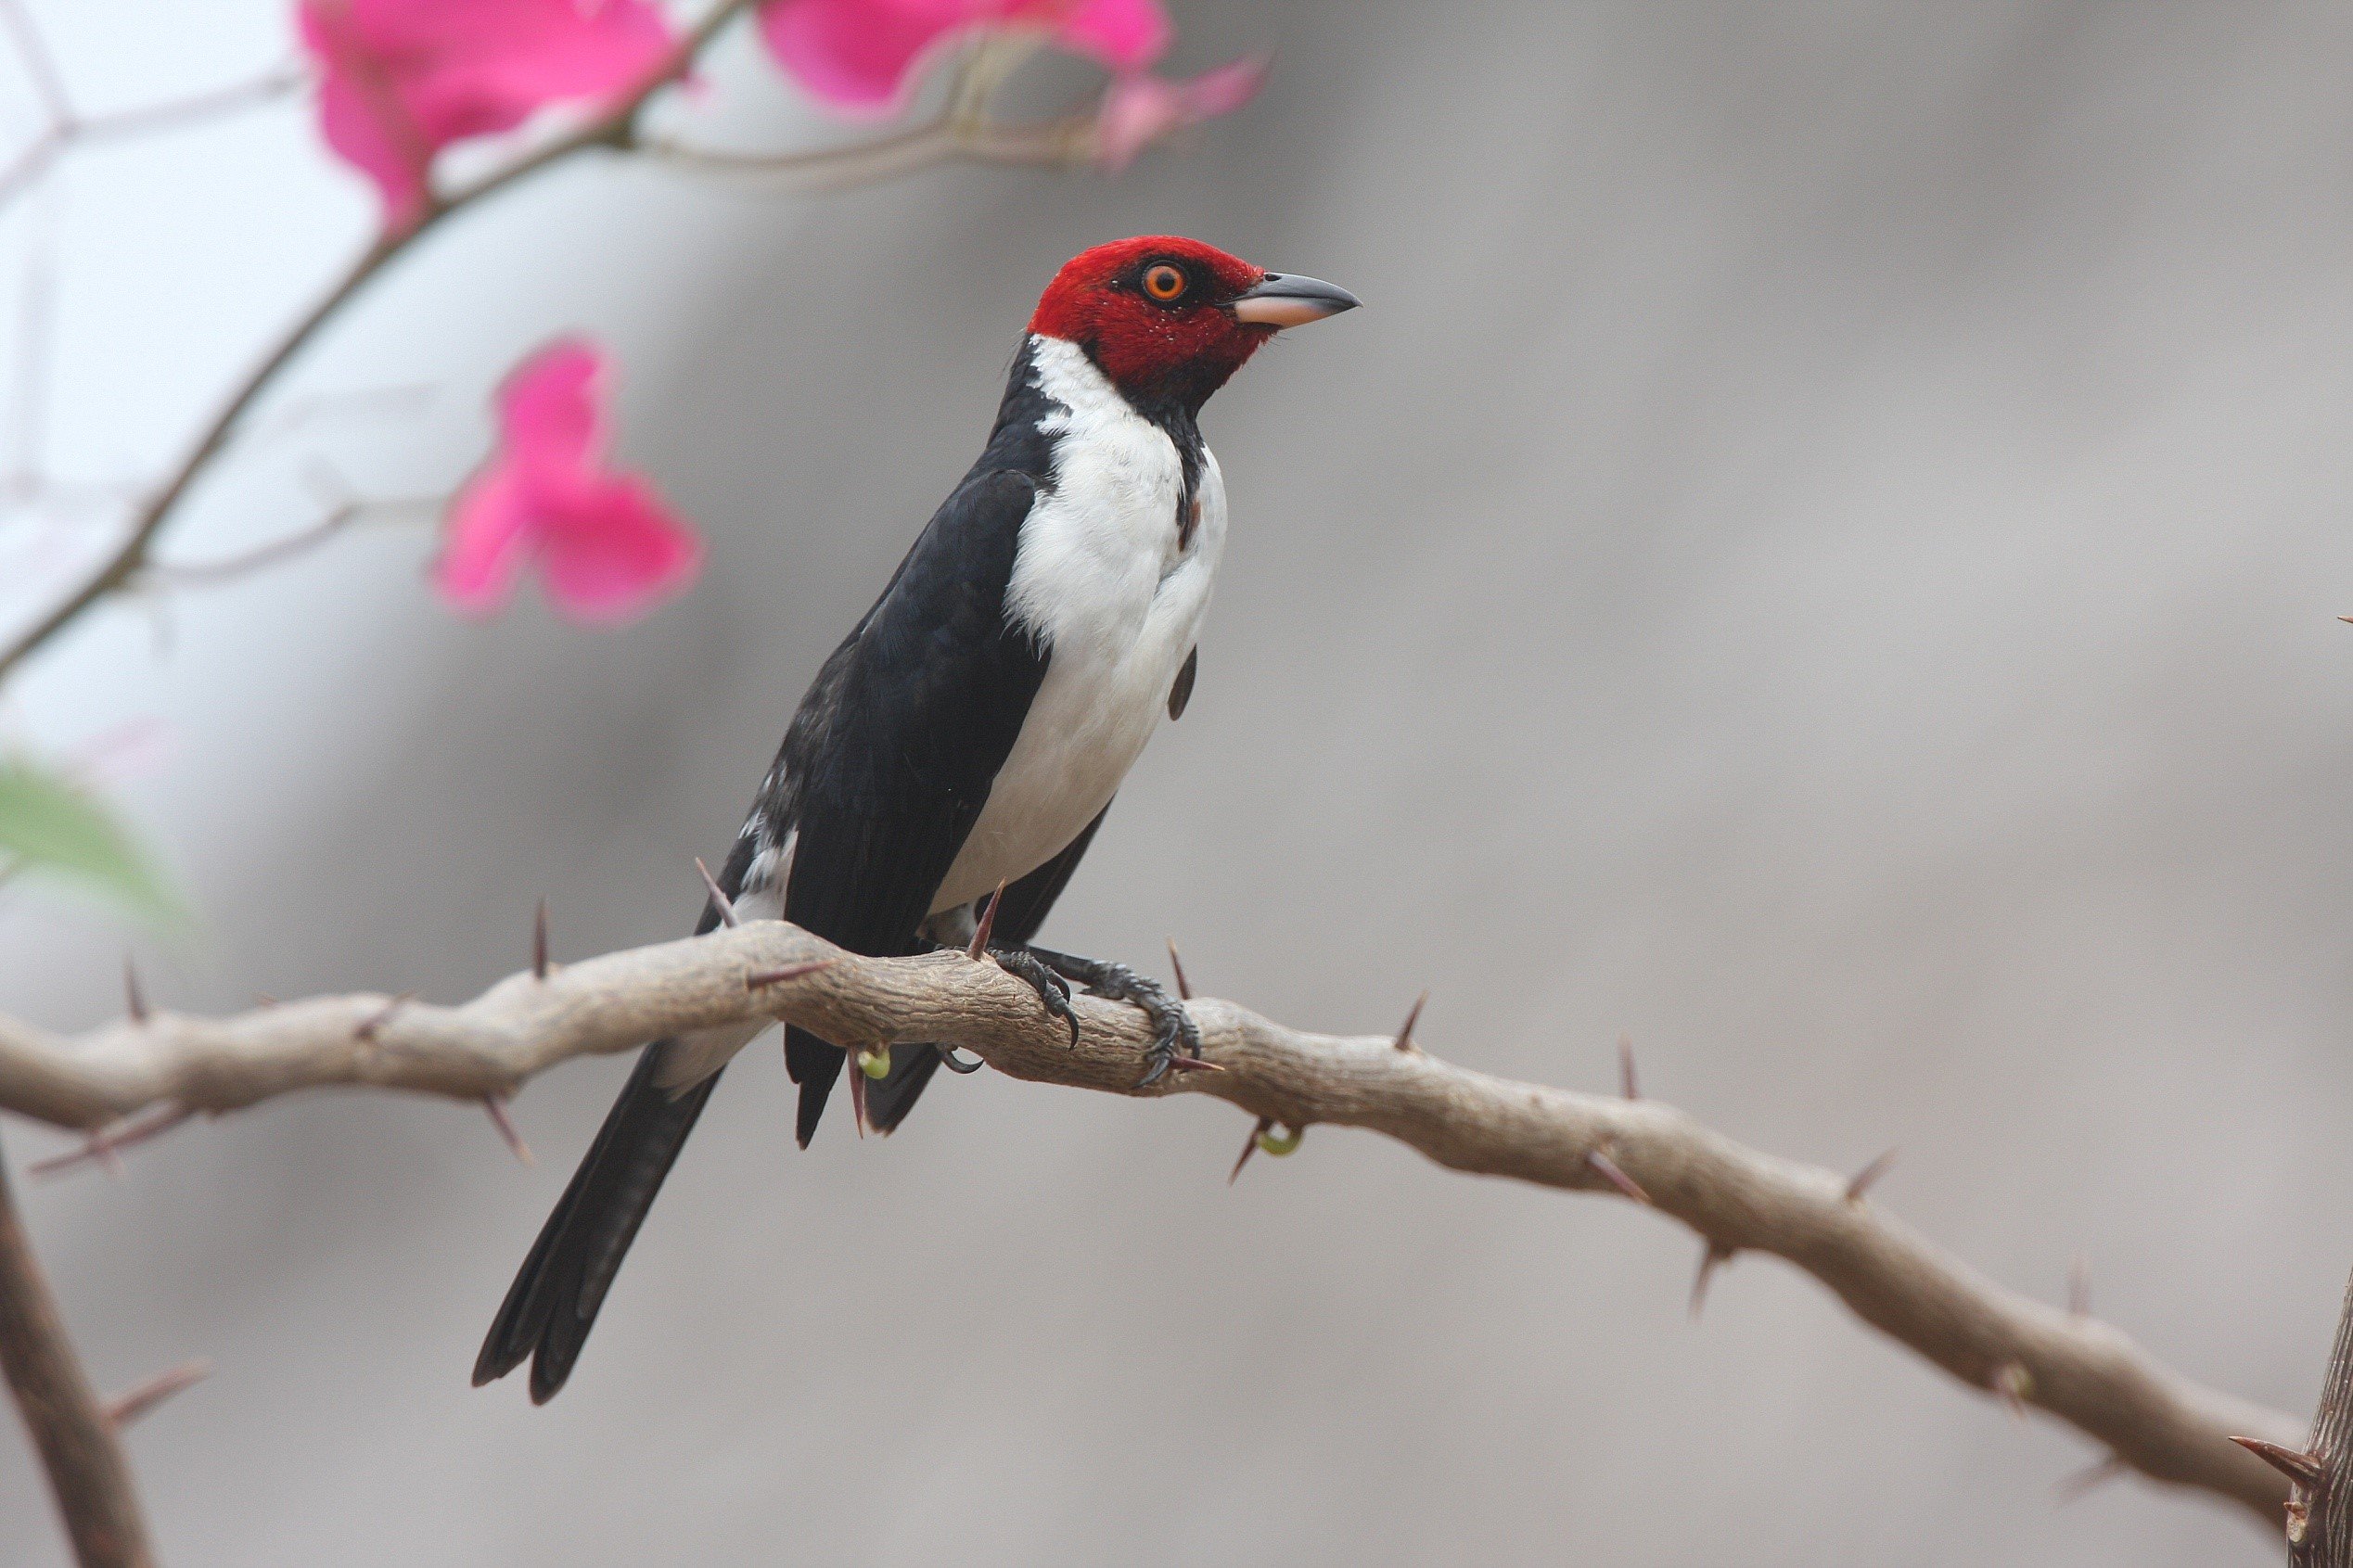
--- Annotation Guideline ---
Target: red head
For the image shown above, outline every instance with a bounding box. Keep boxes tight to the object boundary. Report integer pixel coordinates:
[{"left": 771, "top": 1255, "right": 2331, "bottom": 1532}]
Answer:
[{"left": 1029, "top": 236, "right": 1358, "bottom": 415}]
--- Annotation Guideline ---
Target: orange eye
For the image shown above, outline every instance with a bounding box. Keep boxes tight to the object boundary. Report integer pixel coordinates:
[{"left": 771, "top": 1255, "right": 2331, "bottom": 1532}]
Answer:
[{"left": 1142, "top": 263, "right": 1187, "bottom": 301}]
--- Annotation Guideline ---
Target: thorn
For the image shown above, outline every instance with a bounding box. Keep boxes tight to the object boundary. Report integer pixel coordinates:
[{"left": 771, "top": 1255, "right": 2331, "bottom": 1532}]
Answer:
[
  {"left": 481, "top": 1096, "right": 532, "bottom": 1166},
  {"left": 1846, "top": 1146, "right": 1899, "bottom": 1203},
  {"left": 1618, "top": 1032, "right": 1638, "bottom": 1100},
  {"left": 695, "top": 857, "right": 738, "bottom": 927},
  {"left": 1165, "top": 1053, "right": 1224, "bottom": 1073},
  {"left": 2068, "top": 1255, "right": 2091, "bottom": 1317},
  {"left": 354, "top": 992, "right": 413, "bottom": 1042},
  {"left": 2054, "top": 1453, "right": 2129, "bottom": 1503},
  {"left": 1230, "top": 1115, "right": 1274, "bottom": 1183},
  {"left": 967, "top": 879, "right": 1006, "bottom": 960},
  {"left": 1585, "top": 1147, "right": 1650, "bottom": 1205},
  {"left": 29, "top": 1103, "right": 193, "bottom": 1178},
  {"left": 744, "top": 958, "right": 834, "bottom": 989},
  {"left": 101, "top": 1359, "right": 210, "bottom": 1429},
  {"left": 1993, "top": 1361, "right": 2033, "bottom": 1420},
  {"left": 1166, "top": 938, "right": 1191, "bottom": 1001},
  {"left": 1690, "top": 1241, "right": 1734, "bottom": 1319},
  {"left": 123, "top": 957, "right": 147, "bottom": 1024},
  {"left": 1392, "top": 990, "right": 1426, "bottom": 1052},
  {"left": 531, "top": 899, "right": 549, "bottom": 980},
  {"left": 2231, "top": 1435, "right": 2326, "bottom": 1489},
  {"left": 938, "top": 1046, "right": 985, "bottom": 1075}
]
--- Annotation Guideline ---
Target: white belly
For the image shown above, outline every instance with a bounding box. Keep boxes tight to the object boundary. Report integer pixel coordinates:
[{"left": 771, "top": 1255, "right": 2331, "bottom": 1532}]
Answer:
[{"left": 930, "top": 337, "right": 1227, "bottom": 913}]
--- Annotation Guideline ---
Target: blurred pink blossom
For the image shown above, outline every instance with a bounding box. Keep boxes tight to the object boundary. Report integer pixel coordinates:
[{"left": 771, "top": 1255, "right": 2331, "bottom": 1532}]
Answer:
[
  {"left": 299, "top": 0, "right": 677, "bottom": 230},
  {"left": 436, "top": 340, "right": 701, "bottom": 625},
  {"left": 759, "top": 0, "right": 1171, "bottom": 116},
  {"left": 1093, "top": 54, "right": 1265, "bottom": 170}
]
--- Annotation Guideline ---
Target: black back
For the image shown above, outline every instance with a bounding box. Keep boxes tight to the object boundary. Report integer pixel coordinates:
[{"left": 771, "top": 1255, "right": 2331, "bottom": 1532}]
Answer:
[{"left": 477, "top": 338, "right": 1115, "bottom": 1401}]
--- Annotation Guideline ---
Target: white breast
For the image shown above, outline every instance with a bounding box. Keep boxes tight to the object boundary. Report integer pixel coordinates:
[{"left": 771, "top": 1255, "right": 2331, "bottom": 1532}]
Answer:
[{"left": 930, "top": 336, "right": 1227, "bottom": 913}]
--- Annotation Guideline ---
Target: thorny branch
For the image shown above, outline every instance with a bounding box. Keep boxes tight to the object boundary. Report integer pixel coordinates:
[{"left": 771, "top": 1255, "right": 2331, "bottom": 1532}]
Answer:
[
  {"left": 0, "top": 915, "right": 2307, "bottom": 1528},
  {"left": 0, "top": 3, "right": 1111, "bottom": 687},
  {"left": 0, "top": 1130, "right": 152, "bottom": 1568},
  {"left": 2234, "top": 1265, "right": 2353, "bottom": 1563}
]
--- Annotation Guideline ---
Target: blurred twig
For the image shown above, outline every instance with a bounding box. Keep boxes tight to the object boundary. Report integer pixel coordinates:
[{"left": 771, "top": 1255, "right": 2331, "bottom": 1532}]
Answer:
[
  {"left": 146, "top": 493, "right": 438, "bottom": 587},
  {"left": 0, "top": 2, "right": 1150, "bottom": 687},
  {"left": 0, "top": 0, "right": 760, "bottom": 687},
  {"left": 0, "top": 1130, "right": 153, "bottom": 1568},
  {"left": 649, "top": 40, "right": 1095, "bottom": 187},
  {"left": 0, "top": 0, "right": 305, "bottom": 221},
  {"left": 0, "top": 915, "right": 2304, "bottom": 1526},
  {"left": 648, "top": 112, "right": 1094, "bottom": 191}
]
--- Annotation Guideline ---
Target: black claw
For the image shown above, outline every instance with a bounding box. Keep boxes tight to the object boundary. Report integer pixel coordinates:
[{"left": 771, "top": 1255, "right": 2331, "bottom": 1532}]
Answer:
[
  {"left": 992, "top": 946, "right": 1080, "bottom": 1046},
  {"left": 1023, "top": 947, "right": 1197, "bottom": 1089}
]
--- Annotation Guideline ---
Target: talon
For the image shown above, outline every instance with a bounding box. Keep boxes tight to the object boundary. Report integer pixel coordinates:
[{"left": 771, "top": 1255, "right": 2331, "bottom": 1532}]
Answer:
[
  {"left": 938, "top": 1046, "right": 985, "bottom": 1075},
  {"left": 1024, "top": 946, "right": 1197, "bottom": 1089},
  {"left": 991, "top": 946, "right": 1081, "bottom": 1047}
]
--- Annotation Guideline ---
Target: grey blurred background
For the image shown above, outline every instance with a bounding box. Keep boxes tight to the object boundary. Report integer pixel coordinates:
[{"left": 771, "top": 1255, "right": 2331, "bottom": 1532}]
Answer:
[{"left": 6, "top": 1, "right": 2353, "bottom": 1562}]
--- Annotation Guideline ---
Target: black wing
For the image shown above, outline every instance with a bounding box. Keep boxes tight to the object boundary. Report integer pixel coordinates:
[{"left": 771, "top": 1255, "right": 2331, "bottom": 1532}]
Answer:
[{"left": 780, "top": 467, "right": 1051, "bottom": 1144}]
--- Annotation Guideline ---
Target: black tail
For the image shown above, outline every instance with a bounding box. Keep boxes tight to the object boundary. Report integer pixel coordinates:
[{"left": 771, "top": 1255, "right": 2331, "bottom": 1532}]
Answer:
[{"left": 473, "top": 1043, "right": 720, "bottom": 1402}]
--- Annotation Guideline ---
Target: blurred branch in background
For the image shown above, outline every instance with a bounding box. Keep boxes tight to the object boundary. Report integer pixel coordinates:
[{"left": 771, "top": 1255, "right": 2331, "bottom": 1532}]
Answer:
[
  {"left": 0, "top": 0, "right": 748, "bottom": 687},
  {"left": 0, "top": 1127, "right": 208, "bottom": 1568},
  {"left": 0, "top": 1134, "right": 151, "bottom": 1568},
  {"left": 0, "top": 917, "right": 2307, "bottom": 1531},
  {"left": 0, "top": 0, "right": 304, "bottom": 220},
  {"left": 0, "top": 0, "right": 1258, "bottom": 937},
  {"left": 0, "top": 0, "right": 1247, "bottom": 687}
]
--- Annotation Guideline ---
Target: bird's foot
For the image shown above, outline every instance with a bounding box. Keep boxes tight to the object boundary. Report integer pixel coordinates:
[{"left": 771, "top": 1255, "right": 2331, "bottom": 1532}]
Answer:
[
  {"left": 988, "top": 945, "right": 1079, "bottom": 1047},
  {"left": 1026, "top": 946, "right": 1201, "bottom": 1088}
]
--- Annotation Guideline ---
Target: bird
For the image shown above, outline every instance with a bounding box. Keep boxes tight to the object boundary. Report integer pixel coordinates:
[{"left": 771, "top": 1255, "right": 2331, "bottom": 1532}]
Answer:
[{"left": 473, "top": 236, "right": 1359, "bottom": 1403}]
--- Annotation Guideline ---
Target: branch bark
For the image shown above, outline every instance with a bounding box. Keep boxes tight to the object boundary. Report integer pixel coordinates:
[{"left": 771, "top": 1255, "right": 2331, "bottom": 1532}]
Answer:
[
  {"left": 2303, "top": 1269, "right": 2353, "bottom": 1563},
  {"left": 0, "top": 918, "right": 2304, "bottom": 1526},
  {"left": 2236, "top": 1265, "right": 2353, "bottom": 1562},
  {"left": 0, "top": 1131, "right": 152, "bottom": 1568}
]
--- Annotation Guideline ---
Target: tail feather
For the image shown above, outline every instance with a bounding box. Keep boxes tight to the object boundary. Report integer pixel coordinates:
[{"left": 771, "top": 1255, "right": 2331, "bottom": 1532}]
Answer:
[
  {"left": 473, "top": 1042, "right": 720, "bottom": 1403},
  {"left": 785, "top": 1026, "right": 844, "bottom": 1148},
  {"left": 864, "top": 1045, "right": 943, "bottom": 1134}
]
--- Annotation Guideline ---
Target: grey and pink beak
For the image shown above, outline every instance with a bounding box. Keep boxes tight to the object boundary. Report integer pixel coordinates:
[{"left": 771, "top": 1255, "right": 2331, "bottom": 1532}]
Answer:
[{"left": 1229, "top": 272, "right": 1362, "bottom": 328}]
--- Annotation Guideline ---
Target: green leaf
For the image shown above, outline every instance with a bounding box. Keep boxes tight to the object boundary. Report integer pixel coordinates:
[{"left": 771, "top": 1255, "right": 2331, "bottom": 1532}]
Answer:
[{"left": 0, "top": 759, "right": 180, "bottom": 921}]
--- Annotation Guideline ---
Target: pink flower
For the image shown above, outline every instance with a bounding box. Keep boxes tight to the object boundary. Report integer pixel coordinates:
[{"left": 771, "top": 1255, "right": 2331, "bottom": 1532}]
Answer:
[
  {"left": 436, "top": 340, "right": 702, "bottom": 625},
  {"left": 1093, "top": 54, "right": 1266, "bottom": 171},
  {"left": 299, "top": 0, "right": 677, "bottom": 231},
  {"left": 759, "top": 0, "right": 1171, "bottom": 116}
]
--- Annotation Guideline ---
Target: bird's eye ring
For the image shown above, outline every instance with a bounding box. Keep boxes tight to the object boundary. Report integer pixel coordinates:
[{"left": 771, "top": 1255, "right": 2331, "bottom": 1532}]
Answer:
[{"left": 1142, "top": 263, "right": 1187, "bottom": 302}]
